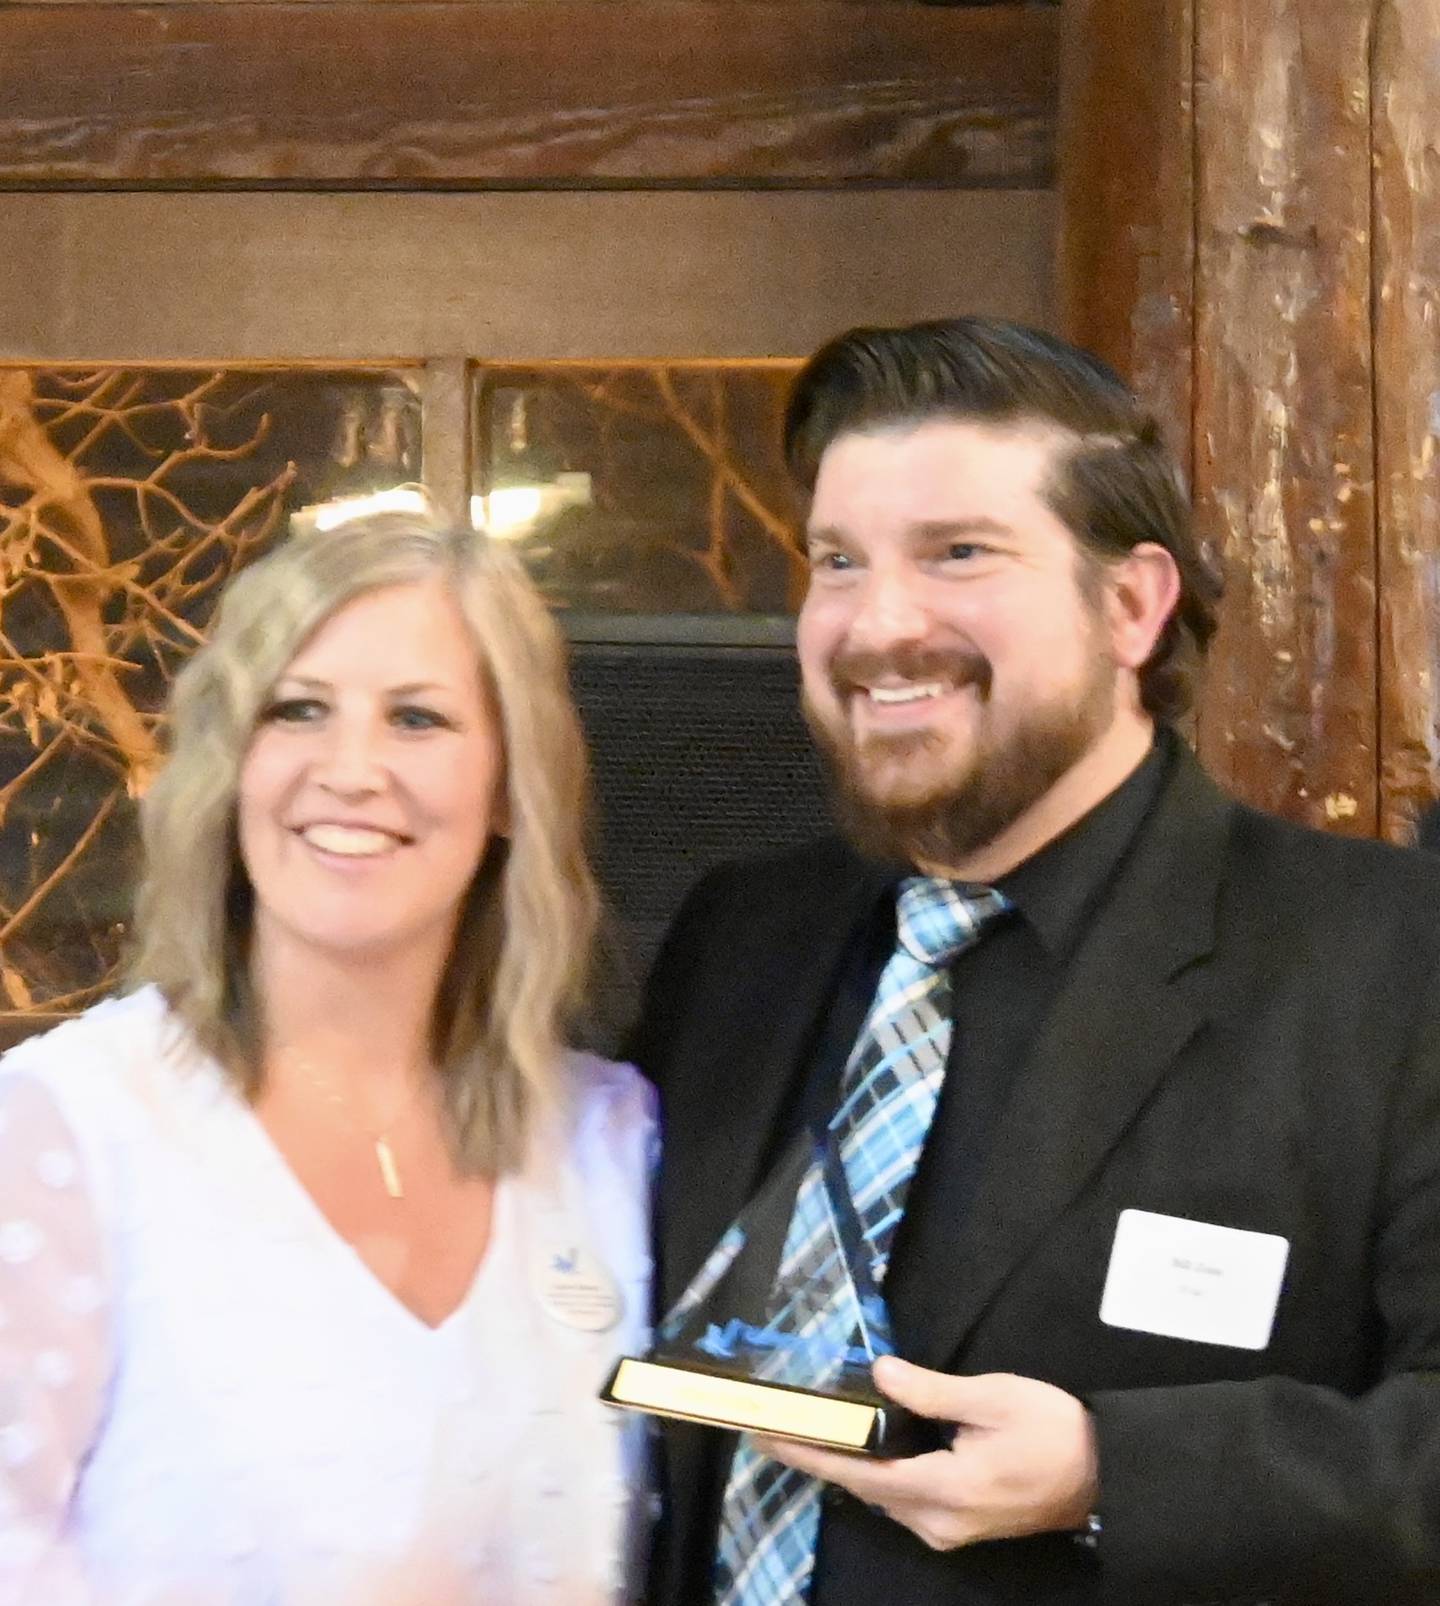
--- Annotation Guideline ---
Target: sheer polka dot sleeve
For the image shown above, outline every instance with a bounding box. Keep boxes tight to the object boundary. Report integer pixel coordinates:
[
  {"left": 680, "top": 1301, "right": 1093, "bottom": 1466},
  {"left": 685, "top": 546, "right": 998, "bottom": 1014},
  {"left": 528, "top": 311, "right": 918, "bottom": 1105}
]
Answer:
[{"left": 0, "top": 1073, "right": 110, "bottom": 1605}]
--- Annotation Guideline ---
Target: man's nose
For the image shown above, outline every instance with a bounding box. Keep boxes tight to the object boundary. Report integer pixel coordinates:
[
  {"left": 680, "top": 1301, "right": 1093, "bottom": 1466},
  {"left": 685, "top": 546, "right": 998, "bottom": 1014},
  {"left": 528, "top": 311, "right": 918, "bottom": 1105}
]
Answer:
[{"left": 847, "top": 564, "right": 932, "bottom": 648}]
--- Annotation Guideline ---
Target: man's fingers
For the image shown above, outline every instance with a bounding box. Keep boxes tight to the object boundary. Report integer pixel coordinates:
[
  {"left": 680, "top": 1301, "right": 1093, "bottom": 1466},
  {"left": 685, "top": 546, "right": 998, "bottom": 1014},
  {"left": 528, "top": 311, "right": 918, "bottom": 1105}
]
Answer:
[
  {"left": 751, "top": 1435, "right": 897, "bottom": 1499},
  {"left": 873, "top": 1355, "right": 995, "bottom": 1424},
  {"left": 753, "top": 1434, "right": 946, "bottom": 1504},
  {"left": 752, "top": 1435, "right": 982, "bottom": 1553},
  {"left": 750, "top": 1435, "right": 845, "bottom": 1483}
]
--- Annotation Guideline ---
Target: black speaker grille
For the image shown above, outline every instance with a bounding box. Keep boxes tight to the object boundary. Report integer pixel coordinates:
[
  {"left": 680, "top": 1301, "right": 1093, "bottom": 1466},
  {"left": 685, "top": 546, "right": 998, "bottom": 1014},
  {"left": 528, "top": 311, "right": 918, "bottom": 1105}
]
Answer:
[{"left": 569, "top": 641, "right": 830, "bottom": 1047}]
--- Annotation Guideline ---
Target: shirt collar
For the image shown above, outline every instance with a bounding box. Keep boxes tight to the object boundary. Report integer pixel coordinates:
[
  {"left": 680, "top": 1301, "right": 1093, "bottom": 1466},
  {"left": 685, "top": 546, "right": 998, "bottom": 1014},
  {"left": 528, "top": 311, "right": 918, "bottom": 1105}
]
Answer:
[{"left": 993, "top": 729, "right": 1174, "bottom": 959}]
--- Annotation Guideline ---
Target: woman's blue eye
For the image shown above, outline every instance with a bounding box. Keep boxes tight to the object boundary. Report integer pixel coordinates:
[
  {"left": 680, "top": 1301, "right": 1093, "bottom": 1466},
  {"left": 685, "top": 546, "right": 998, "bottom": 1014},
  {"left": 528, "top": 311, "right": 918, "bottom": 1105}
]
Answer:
[
  {"left": 262, "top": 697, "right": 325, "bottom": 724},
  {"left": 947, "top": 542, "right": 980, "bottom": 562},
  {"left": 391, "top": 705, "right": 451, "bottom": 731}
]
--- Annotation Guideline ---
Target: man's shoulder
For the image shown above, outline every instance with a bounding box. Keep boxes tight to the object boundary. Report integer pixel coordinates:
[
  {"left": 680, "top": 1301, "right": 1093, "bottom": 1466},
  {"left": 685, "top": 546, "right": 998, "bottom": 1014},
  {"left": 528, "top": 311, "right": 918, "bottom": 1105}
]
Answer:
[
  {"left": 1218, "top": 797, "right": 1440, "bottom": 954},
  {"left": 675, "top": 835, "right": 884, "bottom": 930},
  {"left": 1229, "top": 796, "right": 1440, "bottom": 885},
  {"left": 1420, "top": 802, "right": 1440, "bottom": 853},
  {"left": 1160, "top": 745, "right": 1440, "bottom": 910},
  {"left": 692, "top": 834, "right": 872, "bottom": 892},
  {"left": 642, "top": 836, "right": 884, "bottom": 1005}
]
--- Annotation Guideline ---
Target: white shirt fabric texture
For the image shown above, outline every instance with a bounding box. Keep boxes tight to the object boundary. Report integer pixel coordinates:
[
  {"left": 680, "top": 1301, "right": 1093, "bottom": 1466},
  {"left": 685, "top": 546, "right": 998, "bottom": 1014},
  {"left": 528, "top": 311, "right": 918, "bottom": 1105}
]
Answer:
[{"left": 0, "top": 986, "right": 657, "bottom": 1606}]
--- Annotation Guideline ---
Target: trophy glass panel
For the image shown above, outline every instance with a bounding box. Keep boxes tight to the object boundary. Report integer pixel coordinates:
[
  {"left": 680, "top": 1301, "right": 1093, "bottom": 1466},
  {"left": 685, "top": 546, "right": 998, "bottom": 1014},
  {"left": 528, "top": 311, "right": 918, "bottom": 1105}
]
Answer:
[{"left": 602, "top": 1128, "right": 927, "bottom": 1455}]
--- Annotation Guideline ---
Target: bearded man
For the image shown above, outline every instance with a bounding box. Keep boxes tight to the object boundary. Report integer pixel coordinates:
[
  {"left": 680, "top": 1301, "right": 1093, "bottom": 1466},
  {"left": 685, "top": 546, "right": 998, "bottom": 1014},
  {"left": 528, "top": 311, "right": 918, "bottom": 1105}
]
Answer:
[{"left": 630, "top": 317, "right": 1440, "bottom": 1606}]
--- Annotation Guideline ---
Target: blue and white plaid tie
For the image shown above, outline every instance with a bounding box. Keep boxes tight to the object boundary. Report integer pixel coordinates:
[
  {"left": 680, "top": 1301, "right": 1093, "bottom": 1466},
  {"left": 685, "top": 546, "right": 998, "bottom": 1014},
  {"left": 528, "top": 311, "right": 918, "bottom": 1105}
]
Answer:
[{"left": 713, "top": 875, "right": 1012, "bottom": 1606}]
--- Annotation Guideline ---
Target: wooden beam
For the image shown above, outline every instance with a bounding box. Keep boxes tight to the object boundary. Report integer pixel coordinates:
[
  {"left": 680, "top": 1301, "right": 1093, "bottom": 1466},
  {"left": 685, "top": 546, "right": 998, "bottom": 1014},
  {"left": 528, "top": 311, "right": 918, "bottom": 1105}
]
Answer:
[
  {"left": 1374, "top": 0, "right": 1440, "bottom": 842},
  {"left": 1190, "top": 0, "right": 1378, "bottom": 834},
  {"left": 0, "top": 3, "right": 1058, "bottom": 189},
  {"left": 1057, "top": 0, "right": 1193, "bottom": 473},
  {"left": 0, "top": 1016, "right": 60, "bottom": 1052},
  {"left": 0, "top": 191, "right": 1057, "bottom": 362}
]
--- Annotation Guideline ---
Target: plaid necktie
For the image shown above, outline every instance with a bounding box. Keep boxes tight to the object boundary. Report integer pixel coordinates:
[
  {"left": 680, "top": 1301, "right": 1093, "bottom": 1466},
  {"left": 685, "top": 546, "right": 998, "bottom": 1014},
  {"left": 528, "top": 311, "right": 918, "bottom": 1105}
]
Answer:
[{"left": 713, "top": 876, "right": 1012, "bottom": 1606}]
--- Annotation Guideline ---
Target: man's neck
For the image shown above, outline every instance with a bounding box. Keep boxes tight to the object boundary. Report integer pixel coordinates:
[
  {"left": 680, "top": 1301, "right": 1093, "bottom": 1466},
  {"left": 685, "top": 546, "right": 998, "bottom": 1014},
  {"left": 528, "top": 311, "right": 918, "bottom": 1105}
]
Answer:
[{"left": 920, "top": 712, "right": 1157, "bottom": 884}]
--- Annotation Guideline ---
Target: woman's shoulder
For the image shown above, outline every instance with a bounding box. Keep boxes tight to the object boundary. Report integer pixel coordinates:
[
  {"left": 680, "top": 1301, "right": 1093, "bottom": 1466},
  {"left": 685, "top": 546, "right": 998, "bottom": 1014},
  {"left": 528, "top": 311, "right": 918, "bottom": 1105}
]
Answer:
[
  {"left": 553, "top": 1053, "right": 655, "bottom": 1320},
  {"left": 559, "top": 1050, "right": 658, "bottom": 1185},
  {"left": 3, "top": 985, "right": 171, "bottom": 1066},
  {"left": 563, "top": 1050, "right": 657, "bottom": 1133},
  {"left": 0, "top": 988, "right": 195, "bottom": 1220},
  {"left": 0, "top": 986, "right": 189, "bottom": 1119}
]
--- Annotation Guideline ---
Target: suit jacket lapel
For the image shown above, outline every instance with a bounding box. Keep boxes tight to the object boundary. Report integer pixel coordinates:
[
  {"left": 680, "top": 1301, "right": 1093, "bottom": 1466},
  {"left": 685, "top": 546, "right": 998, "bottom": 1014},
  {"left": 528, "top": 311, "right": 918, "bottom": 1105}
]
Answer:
[{"left": 902, "top": 750, "right": 1234, "bottom": 1372}]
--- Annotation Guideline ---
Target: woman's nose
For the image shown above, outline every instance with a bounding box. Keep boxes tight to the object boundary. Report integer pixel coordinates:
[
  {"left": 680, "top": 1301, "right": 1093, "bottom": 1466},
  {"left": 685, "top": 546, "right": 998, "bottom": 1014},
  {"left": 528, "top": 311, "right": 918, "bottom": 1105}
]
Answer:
[{"left": 314, "top": 717, "right": 386, "bottom": 798}]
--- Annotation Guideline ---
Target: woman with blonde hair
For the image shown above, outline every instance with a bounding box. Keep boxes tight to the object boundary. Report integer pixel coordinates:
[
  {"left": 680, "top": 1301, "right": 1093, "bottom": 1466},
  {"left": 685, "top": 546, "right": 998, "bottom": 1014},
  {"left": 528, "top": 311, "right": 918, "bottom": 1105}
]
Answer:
[{"left": 0, "top": 514, "right": 654, "bottom": 1604}]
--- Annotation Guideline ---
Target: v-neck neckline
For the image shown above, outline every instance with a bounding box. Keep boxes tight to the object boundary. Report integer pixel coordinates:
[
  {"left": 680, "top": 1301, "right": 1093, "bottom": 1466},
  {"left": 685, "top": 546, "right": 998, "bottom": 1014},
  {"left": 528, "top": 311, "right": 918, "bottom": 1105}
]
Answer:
[{"left": 221, "top": 1068, "right": 505, "bottom": 1337}]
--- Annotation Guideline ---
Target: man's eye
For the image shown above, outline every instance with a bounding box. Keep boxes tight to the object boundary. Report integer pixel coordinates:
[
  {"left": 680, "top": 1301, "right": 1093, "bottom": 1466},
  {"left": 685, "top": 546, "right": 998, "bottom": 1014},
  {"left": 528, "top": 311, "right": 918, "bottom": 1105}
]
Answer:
[
  {"left": 946, "top": 542, "right": 982, "bottom": 562},
  {"left": 809, "top": 549, "right": 853, "bottom": 572},
  {"left": 261, "top": 697, "right": 325, "bottom": 724}
]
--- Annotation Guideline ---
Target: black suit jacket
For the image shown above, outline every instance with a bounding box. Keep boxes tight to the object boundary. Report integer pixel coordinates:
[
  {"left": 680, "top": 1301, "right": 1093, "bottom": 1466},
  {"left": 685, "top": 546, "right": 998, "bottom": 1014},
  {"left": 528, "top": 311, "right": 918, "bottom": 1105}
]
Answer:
[
  {"left": 1419, "top": 803, "right": 1440, "bottom": 853},
  {"left": 631, "top": 748, "right": 1440, "bottom": 1605}
]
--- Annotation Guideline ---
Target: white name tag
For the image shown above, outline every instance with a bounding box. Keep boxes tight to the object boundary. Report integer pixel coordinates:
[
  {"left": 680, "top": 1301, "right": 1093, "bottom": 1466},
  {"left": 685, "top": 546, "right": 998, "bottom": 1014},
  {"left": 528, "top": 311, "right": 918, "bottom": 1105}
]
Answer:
[
  {"left": 1099, "top": 1209, "right": 1289, "bottom": 1351},
  {"left": 533, "top": 1240, "right": 622, "bottom": 1333}
]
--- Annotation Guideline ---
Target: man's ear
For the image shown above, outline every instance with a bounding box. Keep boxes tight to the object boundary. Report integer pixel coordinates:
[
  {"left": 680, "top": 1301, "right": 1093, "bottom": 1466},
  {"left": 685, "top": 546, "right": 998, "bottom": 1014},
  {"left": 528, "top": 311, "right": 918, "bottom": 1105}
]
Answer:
[{"left": 1103, "top": 542, "right": 1182, "bottom": 670}]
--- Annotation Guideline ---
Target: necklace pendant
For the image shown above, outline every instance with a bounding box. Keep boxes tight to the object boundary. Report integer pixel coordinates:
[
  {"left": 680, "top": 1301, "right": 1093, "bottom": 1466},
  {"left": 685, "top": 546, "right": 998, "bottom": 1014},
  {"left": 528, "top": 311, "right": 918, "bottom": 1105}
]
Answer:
[{"left": 375, "top": 1137, "right": 404, "bottom": 1200}]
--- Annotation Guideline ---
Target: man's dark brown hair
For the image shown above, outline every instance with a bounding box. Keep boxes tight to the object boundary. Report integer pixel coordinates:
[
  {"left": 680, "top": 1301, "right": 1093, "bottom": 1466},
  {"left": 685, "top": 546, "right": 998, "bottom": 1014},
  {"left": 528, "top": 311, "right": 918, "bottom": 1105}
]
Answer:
[{"left": 783, "top": 317, "right": 1222, "bottom": 724}]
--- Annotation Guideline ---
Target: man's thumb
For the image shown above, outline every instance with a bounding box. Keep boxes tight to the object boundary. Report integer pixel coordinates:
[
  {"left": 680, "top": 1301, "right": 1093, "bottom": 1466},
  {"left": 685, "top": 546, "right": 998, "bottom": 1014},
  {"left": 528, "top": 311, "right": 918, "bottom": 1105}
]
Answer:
[{"left": 873, "top": 1355, "right": 993, "bottom": 1425}]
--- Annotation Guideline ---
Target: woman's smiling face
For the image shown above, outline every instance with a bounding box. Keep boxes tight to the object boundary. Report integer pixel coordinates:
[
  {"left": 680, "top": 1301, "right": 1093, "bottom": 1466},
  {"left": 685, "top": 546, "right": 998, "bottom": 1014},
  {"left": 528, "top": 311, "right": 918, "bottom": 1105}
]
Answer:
[{"left": 237, "top": 579, "right": 504, "bottom": 970}]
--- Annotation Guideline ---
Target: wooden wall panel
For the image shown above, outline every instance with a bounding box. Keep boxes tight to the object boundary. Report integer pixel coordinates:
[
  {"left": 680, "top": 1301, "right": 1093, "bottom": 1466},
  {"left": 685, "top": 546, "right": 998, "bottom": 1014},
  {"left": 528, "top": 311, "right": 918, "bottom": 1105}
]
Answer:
[
  {"left": 0, "top": 3, "right": 1057, "bottom": 189},
  {"left": 1191, "top": 0, "right": 1378, "bottom": 833},
  {"left": 0, "top": 190, "right": 1057, "bottom": 363},
  {"left": 16, "top": 0, "right": 1006, "bottom": 6},
  {"left": 1374, "top": 0, "right": 1440, "bottom": 842},
  {"left": 1057, "top": 0, "right": 1193, "bottom": 472}
]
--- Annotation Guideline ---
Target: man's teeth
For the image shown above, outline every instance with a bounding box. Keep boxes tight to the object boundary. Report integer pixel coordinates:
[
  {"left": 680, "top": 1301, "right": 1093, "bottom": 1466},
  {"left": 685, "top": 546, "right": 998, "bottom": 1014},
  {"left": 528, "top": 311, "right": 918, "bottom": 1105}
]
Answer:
[
  {"left": 302, "top": 824, "right": 395, "bottom": 857},
  {"left": 866, "top": 683, "right": 945, "bottom": 706}
]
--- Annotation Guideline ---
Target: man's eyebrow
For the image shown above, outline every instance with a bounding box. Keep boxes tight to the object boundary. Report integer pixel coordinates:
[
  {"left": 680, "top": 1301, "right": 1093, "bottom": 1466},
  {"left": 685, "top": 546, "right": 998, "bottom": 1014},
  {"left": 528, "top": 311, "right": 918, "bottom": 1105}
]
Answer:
[
  {"left": 805, "top": 516, "right": 1016, "bottom": 543},
  {"left": 910, "top": 517, "right": 1016, "bottom": 540}
]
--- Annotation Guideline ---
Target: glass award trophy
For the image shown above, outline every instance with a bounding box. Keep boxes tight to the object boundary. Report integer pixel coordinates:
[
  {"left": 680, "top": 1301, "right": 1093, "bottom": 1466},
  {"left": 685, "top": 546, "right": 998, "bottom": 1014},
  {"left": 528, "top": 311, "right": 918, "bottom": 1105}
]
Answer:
[{"left": 602, "top": 1129, "right": 930, "bottom": 1456}]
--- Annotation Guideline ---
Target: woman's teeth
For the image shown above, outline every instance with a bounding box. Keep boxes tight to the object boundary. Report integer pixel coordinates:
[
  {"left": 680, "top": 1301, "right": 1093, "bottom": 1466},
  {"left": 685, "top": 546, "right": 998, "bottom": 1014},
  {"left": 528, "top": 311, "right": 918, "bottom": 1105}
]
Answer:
[{"left": 301, "top": 824, "right": 395, "bottom": 857}]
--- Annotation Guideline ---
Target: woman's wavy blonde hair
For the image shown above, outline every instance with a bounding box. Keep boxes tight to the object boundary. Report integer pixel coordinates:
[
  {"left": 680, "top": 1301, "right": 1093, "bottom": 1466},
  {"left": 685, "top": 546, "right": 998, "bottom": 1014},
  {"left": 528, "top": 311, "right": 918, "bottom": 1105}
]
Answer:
[{"left": 130, "top": 512, "right": 598, "bottom": 1175}]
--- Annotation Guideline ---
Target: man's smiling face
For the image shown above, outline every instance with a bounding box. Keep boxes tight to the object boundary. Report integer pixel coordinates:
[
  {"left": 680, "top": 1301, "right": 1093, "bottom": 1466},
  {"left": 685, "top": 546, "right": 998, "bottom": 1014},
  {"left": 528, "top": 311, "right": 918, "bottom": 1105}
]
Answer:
[{"left": 796, "top": 418, "right": 1127, "bottom": 868}]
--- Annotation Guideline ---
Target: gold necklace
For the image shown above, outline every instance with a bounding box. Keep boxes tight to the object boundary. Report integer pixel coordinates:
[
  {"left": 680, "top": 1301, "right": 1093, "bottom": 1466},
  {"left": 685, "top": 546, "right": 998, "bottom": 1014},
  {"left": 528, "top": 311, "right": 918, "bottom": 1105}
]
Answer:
[{"left": 278, "top": 1052, "right": 429, "bottom": 1200}]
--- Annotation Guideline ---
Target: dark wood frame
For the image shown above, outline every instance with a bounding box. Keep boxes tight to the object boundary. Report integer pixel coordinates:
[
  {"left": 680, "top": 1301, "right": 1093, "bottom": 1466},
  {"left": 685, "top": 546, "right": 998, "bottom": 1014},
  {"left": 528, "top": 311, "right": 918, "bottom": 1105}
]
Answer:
[
  {"left": 0, "top": 3, "right": 1058, "bottom": 189},
  {"left": 1060, "top": 0, "right": 1440, "bottom": 843}
]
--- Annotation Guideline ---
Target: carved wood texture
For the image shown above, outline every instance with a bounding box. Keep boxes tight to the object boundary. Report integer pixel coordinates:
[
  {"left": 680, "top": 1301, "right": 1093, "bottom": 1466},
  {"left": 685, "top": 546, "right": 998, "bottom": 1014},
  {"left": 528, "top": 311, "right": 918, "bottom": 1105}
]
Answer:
[
  {"left": 1062, "top": 0, "right": 1440, "bottom": 842},
  {"left": 0, "top": 3, "right": 1058, "bottom": 188}
]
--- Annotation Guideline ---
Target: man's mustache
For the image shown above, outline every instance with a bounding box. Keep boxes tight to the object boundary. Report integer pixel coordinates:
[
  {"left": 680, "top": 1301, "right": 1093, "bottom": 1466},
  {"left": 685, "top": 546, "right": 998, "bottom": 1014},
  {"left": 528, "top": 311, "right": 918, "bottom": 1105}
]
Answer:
[{"left": 830, "top": 647, "right": 993, "bottom": 699}]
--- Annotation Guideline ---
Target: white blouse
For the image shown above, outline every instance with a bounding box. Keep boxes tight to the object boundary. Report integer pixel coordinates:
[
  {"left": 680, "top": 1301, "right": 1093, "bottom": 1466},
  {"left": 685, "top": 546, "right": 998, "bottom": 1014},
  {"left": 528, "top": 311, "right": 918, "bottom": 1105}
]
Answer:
[{"left": 0, "top": 988, "right": 657, "bottom": 1606}]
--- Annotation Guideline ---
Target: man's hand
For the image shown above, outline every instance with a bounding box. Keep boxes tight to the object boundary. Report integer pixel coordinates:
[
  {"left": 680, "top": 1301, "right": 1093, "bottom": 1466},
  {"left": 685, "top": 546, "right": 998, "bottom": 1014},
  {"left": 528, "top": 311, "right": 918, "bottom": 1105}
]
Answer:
[{"left": 754, "top": 1356, "right": 1098, "bottom": 1553}]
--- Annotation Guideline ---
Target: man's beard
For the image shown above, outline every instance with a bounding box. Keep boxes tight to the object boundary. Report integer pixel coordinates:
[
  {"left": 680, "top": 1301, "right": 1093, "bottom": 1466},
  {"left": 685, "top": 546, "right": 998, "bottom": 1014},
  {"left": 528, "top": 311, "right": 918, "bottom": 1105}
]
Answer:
[{"left": 805, "top": 643, "right": 1117, "bottom": 871}]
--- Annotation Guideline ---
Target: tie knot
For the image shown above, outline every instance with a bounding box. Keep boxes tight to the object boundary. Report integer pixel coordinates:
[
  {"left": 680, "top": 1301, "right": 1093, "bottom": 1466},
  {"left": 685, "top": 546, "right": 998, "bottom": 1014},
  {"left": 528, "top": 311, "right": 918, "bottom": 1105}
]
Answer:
[{"left": 895, "top": 876, "right": 1011, "bottom": 968}]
